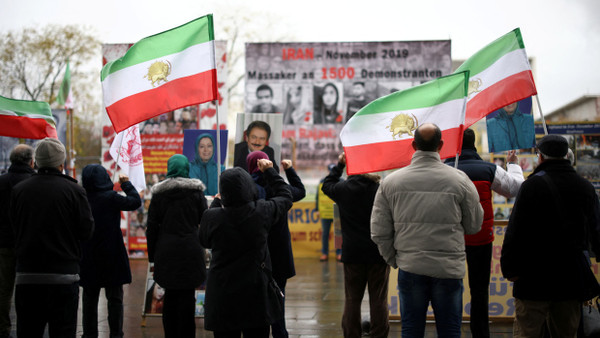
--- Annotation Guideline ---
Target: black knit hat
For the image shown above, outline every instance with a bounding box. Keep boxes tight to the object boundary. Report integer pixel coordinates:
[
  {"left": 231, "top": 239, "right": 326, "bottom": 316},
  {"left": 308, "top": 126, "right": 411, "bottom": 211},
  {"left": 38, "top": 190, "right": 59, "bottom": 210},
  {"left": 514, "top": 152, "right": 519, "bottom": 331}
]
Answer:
[{"left": 536, "top": 135, "right": 568, "bottom": 158}]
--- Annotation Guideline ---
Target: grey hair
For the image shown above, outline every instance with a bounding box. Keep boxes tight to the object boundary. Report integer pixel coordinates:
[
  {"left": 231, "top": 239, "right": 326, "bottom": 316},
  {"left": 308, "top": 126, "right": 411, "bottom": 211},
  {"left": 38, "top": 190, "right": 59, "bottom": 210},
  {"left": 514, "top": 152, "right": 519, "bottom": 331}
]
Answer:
[
  {"left": 539, "top": 151, "right": 564, "bottom": 161},
  {"left": 565, "top": 148, "right": 574, "bottom": 165},
  {"left": 10, "top": 144, "right": 34, "bottom": 166}
]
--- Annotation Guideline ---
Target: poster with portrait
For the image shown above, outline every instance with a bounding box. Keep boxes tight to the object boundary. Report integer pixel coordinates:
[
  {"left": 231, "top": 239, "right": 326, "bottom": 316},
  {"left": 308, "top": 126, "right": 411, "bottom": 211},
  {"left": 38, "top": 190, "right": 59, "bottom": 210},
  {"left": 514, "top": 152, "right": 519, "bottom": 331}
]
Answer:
[
  {"left": 486, "top": 97, "right": 536, "bottom": 153},
  {"left": 182, "top": 129, "right": 228, "bottom": 196},
  {"left": 245, "top": 41, "right": 452, "bottom": 169},
  {"left": 101, "top": 41, "right": 228, "bottom": 258},
  {"left": 142, "top": 263, "right": 206, "bottom": 318},
  {"left": 233, "top": 113, "right": 283, "bottom": 172}
]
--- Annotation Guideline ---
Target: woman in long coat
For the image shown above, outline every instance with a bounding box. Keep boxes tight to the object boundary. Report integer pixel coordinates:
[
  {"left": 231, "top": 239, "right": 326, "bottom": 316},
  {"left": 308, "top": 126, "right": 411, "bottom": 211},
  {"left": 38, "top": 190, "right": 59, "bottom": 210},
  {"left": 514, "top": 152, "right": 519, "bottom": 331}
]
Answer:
[
  {"left": 146, "top": 154, "right": 208, "bottom": 338},
  {"left": 80, "top": 164, "right": 141, "bottom": 338},
  {"left": 200, "top": 161, "right": 292, "bottom": 337}
]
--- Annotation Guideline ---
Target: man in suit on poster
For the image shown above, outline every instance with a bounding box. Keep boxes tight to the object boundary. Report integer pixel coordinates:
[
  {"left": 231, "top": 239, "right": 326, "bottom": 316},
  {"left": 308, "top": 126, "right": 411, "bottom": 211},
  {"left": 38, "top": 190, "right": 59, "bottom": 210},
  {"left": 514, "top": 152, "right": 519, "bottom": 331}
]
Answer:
[{"left": 234, "top": 120, "right": 279, "bottom": 173}]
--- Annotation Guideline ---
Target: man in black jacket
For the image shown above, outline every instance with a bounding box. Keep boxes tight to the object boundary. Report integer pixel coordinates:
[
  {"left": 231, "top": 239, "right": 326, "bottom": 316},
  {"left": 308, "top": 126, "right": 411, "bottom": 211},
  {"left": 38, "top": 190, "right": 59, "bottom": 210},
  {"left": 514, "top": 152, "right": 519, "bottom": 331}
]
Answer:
[
  {"left": 501, "top": 135, "right": 600, "bottom": 337},
  {"left": 0, "top": 144, "right": 34, "bottom": 338},
  {"left": 10, "top": 138, "right": 94, "bottom": 337},
  {"left": 322, "top": 152, "right": 389, "bottom": 337}
]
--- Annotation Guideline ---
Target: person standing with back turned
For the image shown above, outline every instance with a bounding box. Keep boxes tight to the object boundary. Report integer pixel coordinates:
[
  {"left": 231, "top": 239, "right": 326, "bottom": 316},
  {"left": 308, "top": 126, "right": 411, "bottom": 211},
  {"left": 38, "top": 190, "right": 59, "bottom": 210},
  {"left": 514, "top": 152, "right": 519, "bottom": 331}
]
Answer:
[
  {"left": 0, "top": 144, "right": 35, "bottom": 338},
  {"left": 444, "top": 128, "right": 524, "bottom": 338},
  {"left": 322, "top": 152, "right": 390, "bottom": 338},
  {"left": 10, "top": 138, "right": 94, "bottom": 337},
  {"left": 80, "top": 164, "right": 142, "bottom": 338},
  {"left": 371, "top": 124, "right": 483, "bottom": 337}
]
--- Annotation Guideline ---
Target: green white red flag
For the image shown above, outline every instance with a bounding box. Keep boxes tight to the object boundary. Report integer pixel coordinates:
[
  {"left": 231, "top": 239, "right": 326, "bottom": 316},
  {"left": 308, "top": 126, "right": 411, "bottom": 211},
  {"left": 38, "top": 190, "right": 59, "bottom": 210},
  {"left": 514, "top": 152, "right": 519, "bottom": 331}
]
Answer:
[
  {"left": 57, "top": 61, "right": 73, "bottom": 109},
  {"left": 340, "top": 72, "right": 470, "bottom": 175},
  {"left": 0, "top": 95, "right": 57, "bottom": 139},
  {"left": 101, "top": 14, "right": 217, "bottom": 133},
  {"left": 455, "top": 28, "right": 537, "bottom": 127}
]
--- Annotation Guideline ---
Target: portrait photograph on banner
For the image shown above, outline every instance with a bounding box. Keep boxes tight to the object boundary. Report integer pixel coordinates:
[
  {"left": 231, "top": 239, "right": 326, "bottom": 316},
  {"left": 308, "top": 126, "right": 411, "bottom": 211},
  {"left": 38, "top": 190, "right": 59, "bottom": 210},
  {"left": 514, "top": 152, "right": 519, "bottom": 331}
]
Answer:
[
  {"left": 233, "top": 113, "right": 283, "bottom": 173},
  {"left": 182, "top": 129, "right": 228, "bottom": 196},
  {"left": 486, "top": 97, "right": 536, "bottom": 153}
]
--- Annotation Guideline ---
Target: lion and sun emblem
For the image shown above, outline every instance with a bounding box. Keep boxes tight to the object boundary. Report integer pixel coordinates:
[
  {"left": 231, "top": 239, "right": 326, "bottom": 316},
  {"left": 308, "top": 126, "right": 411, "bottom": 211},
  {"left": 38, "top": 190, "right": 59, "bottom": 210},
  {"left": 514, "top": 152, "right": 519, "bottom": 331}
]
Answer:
[{"left": 144, "top": 60, "right": 172, "bottom": 87}]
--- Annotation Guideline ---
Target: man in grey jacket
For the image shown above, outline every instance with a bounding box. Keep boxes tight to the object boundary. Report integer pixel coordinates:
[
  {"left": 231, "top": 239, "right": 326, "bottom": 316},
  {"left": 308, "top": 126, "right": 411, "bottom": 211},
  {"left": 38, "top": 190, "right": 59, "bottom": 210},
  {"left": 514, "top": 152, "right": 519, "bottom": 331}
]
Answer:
[{"left": 371, "top": 123, "right": 483, "bottom": 337}]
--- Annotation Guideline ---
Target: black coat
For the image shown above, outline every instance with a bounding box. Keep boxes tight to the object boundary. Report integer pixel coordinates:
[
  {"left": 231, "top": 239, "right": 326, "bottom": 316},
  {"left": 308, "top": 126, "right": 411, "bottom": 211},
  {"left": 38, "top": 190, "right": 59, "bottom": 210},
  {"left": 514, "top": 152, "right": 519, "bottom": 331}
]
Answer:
[
  {"left": 321, "top": 163, "right": 385, "bottom": 264},
  {"left": 10, "top": 167, "right": 94, "bottom": 274},
  {"left": 199, "top": 167, "right": 292, "bottom": 331},
  {"left": 0, "top": 163, "right": 35, "bottom": 248},
  {"left": 80, "top": 165, "right": 141, "bottom": 287},
  {"left": 146, "top": 177, "right": 208, "bottom": 290},
  {"left": 501, "top": 159, "right": 600, "bottom": 300},
  {"left": 253, "top": 167, "right": 305, "bottom": 282}
]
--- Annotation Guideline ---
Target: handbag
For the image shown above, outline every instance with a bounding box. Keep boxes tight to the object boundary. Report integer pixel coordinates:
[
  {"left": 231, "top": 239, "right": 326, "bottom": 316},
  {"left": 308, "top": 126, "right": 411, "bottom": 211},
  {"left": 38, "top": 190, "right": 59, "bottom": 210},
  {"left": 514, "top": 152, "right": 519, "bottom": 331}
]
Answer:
[
  {"left": 582, "top": 297, "right": 600, "bottom": 337},
  {"left": 258, "top": 260, "right": 284, "bottom": 323}
]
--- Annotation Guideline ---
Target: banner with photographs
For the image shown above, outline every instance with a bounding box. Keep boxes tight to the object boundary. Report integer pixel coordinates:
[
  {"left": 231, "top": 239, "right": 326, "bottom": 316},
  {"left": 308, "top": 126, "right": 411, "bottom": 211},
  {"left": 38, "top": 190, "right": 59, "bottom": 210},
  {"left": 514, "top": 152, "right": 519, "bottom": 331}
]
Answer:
[
  {"left": 245, "top": 41, "right": 452, "bottom": 169},
  {"left": 101, "top": 41, "right": 228, "bottom": 258}
]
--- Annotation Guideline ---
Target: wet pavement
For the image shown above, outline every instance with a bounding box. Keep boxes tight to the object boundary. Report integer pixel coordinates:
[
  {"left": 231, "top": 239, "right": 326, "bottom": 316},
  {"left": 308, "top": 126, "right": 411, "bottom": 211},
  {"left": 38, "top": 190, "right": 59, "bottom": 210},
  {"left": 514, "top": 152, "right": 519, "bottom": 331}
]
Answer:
[{"left": 9, "top": 257, "right": 514, "bottom": 337}]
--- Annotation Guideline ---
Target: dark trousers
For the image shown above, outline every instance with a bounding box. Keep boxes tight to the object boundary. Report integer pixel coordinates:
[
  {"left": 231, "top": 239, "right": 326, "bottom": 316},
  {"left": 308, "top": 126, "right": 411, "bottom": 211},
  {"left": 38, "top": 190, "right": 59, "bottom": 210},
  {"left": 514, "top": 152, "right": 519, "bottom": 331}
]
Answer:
[
  {"left": 342, "top": 262, "right": 390, "bottom": 338},
  {"left": 15, "top": 282, "right": 79, "bottom": 338},
  {"left": 0, "top": 248, "right": 15, "bottom": 337},
  {"left": 82, "top": 285, "right": 124, "bottom": 338},
  {"left": 466, "top": 243, "right": 492, "bottom": 338},
  {"left": 271, "top": 277, "right": 288, "bottom": 338},
  {"left": 213, "top": 326, "right": 270, "bottom": 338},
  {"left": 162, "top": 288, "right": 196, "bottom": 338}
]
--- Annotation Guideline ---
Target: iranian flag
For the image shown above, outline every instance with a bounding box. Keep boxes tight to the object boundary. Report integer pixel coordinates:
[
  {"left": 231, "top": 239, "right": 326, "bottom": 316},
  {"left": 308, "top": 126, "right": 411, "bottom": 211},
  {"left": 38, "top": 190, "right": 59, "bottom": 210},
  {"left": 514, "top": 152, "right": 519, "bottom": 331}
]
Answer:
[
  {"left": 455, "top": 28, "right": 537, "bottom": 127},
  {"left": 101, "top": 14, "right": 217, "bottom": 133},
  {"left": 0, "top": 95, "right": 57, "bottom": 139},
  {"left": 57, "top": 61, "right": 73, "bottom": 109},
  {"left": 340, "top": 72, "right": 469, "bottom": 175}
]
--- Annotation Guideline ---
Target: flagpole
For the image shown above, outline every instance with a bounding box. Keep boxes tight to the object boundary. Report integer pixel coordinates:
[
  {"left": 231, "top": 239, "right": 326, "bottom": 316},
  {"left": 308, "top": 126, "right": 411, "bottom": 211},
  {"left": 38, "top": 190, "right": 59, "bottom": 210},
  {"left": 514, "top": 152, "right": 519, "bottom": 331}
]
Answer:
[
  {"left": 535, "top": 95, "right": 549, "bottom": 135},
  {"left": 68, "top": 108, "right": 76, "bottom": 179},
  {"left": 111, "top": 129, "right": 124, "bottom": 183},
  {"left": 456, "top": 72, "right": 469, "bottom": 169},
  {"left": 214, "top": 101, "right": 221, "bottom": 195}
]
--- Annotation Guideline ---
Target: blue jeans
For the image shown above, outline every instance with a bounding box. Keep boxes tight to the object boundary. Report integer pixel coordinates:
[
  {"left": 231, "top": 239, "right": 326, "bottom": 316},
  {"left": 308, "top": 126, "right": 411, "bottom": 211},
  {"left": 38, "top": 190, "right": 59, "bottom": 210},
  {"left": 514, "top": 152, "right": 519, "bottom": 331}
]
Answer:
[
  {"left": 321, "top": 218, "right": 340, "bottom": 256},
  {"left": 397, "top": 268, "right": 463, "bottom": 338}
]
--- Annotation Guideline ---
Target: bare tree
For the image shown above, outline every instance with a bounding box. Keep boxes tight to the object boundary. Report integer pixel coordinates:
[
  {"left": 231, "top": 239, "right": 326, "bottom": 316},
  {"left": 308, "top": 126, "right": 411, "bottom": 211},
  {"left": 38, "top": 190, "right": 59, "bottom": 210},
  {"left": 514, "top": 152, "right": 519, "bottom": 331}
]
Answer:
[
  {"left": 0, "top": 24, "right": 100, "bottom": 106},
  {"left": 214, "top": 9, "right": 295, "bottom": 106}
]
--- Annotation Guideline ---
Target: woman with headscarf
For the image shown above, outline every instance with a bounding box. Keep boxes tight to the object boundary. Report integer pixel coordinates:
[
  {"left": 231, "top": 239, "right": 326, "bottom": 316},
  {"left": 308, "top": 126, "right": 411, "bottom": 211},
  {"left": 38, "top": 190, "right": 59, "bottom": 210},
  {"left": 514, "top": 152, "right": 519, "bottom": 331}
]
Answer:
[
  {"left": 146, "top": 154, "right": 208, "bottom": 338},
  {"left": 189, "top": 133, "right": 225, "bottom": 196},
  {"left": 246, "top": 151, "right": 306, "bottom": 337},
  {"left": 200, "top": 160, "right": 292, "bottom": 337},
  {"left": 80, "top": 164, "right": 141, "bottom": 338}
]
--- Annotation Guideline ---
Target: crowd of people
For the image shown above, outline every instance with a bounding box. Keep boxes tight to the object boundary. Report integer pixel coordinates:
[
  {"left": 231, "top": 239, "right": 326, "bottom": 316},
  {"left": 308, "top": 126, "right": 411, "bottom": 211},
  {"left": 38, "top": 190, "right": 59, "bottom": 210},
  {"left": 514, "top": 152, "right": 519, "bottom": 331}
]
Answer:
[{"left": 0, "top": 121, "right": 599, "bottom": 338}]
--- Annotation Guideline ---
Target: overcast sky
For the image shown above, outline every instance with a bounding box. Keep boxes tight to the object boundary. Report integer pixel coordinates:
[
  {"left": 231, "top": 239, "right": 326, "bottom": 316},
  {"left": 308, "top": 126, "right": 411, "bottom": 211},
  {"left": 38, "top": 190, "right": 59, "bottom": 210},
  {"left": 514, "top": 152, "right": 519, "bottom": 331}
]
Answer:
[{"left": 2, "top": 0, "right": 599, "bottom": 113}]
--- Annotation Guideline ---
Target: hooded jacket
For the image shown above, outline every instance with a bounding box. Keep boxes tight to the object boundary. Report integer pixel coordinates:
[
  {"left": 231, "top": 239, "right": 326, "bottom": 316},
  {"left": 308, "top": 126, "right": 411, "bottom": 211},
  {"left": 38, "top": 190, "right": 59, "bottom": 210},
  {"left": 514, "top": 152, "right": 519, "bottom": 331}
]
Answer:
[
  {"left": 146, "top": 156, "right": 208, "bottom": 290},
  {"left": 80, "top": 164, "right": 141, "bottom": 287},
  {"left": 189, "top": 133, "right": 225, "bottom": 196},
  {"left": 199, "top": 167, "right": 292, "bottom": 331},
  {"left": 370, "top": 151, "right": 483, "bottom": 279}
]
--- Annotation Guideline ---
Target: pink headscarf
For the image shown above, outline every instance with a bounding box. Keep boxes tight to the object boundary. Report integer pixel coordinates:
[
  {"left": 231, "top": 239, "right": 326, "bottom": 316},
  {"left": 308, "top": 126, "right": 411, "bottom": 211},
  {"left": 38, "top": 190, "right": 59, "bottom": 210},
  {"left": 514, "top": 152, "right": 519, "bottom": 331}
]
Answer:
[{"left": 246, "top": 151, "right": 269, "bottom": 174}]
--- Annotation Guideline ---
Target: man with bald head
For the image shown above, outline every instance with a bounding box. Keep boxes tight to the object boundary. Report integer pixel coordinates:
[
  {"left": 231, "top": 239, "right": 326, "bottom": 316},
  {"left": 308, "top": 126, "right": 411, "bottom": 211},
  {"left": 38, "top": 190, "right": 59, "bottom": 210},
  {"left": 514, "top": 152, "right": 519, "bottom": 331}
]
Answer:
[
  {"left": 371, "top": 123, "right": 483, "bottom": 337},
  {"left": 0, "top": 144, "right": 35, "bottom": 338}
]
